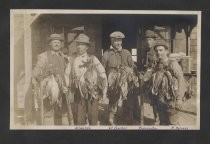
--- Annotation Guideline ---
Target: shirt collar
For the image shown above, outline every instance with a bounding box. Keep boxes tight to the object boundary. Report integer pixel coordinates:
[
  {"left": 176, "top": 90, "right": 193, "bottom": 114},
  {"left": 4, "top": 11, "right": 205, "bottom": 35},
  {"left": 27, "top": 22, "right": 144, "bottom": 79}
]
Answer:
[
  {"left": 110, "top": 45, "right": 122, "bottom": 52},
  {"left": 51, "top": 50, "right": 60, "bottom": 56},
  {"left": 78, "top": 52, "right": 88, "bottom": 58}
]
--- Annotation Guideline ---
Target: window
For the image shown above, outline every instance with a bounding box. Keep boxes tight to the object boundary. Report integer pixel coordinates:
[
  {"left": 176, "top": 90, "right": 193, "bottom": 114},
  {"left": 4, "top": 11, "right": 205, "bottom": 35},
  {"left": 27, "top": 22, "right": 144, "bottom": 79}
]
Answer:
[{"left": 131, "top": 48, "right": 137, "bottom": 63}]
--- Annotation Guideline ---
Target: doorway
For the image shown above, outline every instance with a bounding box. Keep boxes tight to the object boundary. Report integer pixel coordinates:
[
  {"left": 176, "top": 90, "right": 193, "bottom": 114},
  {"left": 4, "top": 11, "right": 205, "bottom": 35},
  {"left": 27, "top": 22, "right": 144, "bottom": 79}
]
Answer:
[{"left": 101, "top": 15, "right": 138, "bottom": 52}]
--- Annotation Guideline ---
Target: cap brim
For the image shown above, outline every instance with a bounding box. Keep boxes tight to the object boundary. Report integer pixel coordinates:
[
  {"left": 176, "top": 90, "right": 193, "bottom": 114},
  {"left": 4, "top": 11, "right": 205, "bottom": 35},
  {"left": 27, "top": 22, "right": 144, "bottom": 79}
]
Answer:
[{"left": 75, "top": 40, "right": 90, "bottom": 44}]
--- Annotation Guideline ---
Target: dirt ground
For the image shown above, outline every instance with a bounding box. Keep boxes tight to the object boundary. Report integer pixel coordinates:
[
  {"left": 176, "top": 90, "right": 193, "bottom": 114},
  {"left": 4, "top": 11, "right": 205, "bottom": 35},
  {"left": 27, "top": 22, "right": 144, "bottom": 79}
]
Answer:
[
  {"left": 143, "top": 96, "right": 197, "bottom": 125},
  {"left": 14, "top": 95, "right": 197, "bottom": 126}
]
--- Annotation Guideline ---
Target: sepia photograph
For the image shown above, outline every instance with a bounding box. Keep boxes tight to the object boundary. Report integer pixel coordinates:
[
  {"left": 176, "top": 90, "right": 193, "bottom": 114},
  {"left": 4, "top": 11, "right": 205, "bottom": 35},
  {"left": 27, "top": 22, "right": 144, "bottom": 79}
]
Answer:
[{"left": 10, "top": 10, "right": 201, "bottom": 130}]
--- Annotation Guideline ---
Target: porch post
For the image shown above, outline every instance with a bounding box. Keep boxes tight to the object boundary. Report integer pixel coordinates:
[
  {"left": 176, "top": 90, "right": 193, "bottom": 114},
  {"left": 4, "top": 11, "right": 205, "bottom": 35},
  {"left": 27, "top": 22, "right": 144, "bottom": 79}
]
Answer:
[
  {"left": 23, "top": 14, "right": 40, "bottom": 86},
  {"left": 23, "top": 14, "right": 33, "bottom": 86}
]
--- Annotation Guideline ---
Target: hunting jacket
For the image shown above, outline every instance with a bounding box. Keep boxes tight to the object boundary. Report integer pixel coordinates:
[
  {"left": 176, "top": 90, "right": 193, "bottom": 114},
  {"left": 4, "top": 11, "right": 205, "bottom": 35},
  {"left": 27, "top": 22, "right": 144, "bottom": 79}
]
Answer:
[
  {"left": 102, "top": 47, "right": 134, "bottom": 75},
  {"left": 32, "top": 50, "right": 66, "bottom": 84},
  {"left": 166, "top": 59, "right": 187, "bottom": 101},
  {"left": 153, "top": 59, "right": 186, "bottom": 101}
]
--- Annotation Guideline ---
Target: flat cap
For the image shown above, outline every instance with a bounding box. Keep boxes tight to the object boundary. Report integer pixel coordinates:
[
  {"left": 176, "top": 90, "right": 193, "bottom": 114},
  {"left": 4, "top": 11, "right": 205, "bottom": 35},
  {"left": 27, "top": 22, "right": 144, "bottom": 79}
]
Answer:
[
  {"left": 48, "top": 33, "right": 64, "bottom": 42},
  {"left": 154, "top": 40, "right": 169, "bottom": 50},
  {"left": 110, "top": 31, "right": 125, "bottom": 39},
  {"left": 75, "top": 34, "right": 90, "bottom": 44},
  {"left": 143, "top": 30, "right": 157, "bottom": 38}
]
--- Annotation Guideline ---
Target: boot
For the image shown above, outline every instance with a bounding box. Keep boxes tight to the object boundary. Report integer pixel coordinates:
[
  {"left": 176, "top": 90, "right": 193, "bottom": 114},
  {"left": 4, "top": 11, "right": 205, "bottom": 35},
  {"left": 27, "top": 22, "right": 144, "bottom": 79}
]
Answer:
[{"left": 154, "top": 115, "right": 160, "bottom": 125}]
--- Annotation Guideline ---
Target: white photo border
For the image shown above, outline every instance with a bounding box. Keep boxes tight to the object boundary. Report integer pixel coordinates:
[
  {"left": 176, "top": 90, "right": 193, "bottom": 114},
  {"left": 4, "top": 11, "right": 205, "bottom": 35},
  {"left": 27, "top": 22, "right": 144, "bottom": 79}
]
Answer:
[{"left": 10, "top": 9, "right": 201, "bottom": 130}]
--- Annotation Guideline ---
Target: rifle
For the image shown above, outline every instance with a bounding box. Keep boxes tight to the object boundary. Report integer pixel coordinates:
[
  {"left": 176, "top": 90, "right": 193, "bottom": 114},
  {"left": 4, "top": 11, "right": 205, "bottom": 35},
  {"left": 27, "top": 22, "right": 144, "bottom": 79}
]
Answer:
[
  {"left": 64, "top": 90, "right": 74, "bottom": 125},
  {"left": 58, "top": 74, "right": 74, "bottom": 125}
]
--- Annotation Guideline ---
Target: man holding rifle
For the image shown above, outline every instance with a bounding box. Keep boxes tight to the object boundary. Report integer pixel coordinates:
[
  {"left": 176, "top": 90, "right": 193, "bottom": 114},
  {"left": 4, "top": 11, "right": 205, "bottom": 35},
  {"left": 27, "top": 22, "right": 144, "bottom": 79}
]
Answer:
[{"left": 32, "top": 33, "right": 73, "bottom": 125}]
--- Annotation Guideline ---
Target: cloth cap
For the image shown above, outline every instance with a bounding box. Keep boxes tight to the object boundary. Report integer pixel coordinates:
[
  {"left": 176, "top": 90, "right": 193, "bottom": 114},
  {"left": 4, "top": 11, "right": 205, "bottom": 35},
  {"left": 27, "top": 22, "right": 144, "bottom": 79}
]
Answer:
[
  {"left": 143, "top": 30, "right": 157, "bottom": 38},
  {"left": 154, "top": 40, "right": 169, "bottom": 50},
  {"left": 110, "top": 31, "right": 125, "bottom": 39},
  {"left": 48, "top": 33, "right": 64, "bottom": 42},
  {"left": 75, "top": 34, "right": 90, "bottom": 44}
]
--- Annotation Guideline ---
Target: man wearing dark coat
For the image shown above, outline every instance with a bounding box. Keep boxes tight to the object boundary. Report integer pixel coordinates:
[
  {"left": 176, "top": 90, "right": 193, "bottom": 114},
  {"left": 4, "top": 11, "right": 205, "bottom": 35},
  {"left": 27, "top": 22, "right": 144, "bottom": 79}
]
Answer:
[
  {"left": 102, "top": 31, "right": 139, "bottom": 125},
  {"left": 32, "top": 33, "right": 72, "bottom": 125},
  {"left": 151, "top": 41, "right": 187, "bottom": 125}
]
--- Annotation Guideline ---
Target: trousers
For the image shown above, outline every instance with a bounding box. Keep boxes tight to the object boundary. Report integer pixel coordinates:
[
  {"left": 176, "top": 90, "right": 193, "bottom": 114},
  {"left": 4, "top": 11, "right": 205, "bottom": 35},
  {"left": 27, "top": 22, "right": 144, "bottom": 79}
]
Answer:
[
  {"left": 156, "top": 101, "right": 179, "bottom": 125},
  {"left": 73, "top": 88, "right": 99, "bottom": 125},
  {"left": 108, "top": 89, "right": 140, "bottom": 125}
]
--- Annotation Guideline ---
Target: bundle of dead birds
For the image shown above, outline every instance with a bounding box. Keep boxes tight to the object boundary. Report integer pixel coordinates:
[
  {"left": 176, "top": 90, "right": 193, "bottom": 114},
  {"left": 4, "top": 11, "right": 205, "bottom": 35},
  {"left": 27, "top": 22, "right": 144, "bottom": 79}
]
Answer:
[
  {"left": 79, "top": 56, "right": 107, "bottom": 101},
  {"left": 41, "top": 74, "right": 63, "bottom": 108},
  {"left": 151, "top": 64, "right": 176, "bottom": 106},
  {"left": 107, "top": 66, "right": 139, "bottom": 103}
]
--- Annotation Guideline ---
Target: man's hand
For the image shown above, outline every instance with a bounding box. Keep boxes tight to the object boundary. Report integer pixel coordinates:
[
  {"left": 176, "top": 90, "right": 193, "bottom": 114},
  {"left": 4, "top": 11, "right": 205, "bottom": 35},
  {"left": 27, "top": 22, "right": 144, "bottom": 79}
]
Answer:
[
  {"left": 138, "top": 72, "right": 144, "bottom": 80},
  {"left": 62, "top": 86, "right": 68, "bottom": 94},
  {"left": 100, "top": 97, "right": 109, "bottom": 104},
  {"left": 99, "top": 92, "right": 109, "bottom": 104},
  {"left": 175, "top": 99, "right": 183, "bottom": 110}
]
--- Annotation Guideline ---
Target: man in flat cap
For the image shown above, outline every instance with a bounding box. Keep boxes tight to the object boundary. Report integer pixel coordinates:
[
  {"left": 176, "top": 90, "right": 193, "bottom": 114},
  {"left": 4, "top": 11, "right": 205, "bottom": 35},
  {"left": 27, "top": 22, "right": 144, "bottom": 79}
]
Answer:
[
  {"left": 32, "top": 33, "right": 72, "bottom": 125},
  {"left": 102, "top": 31, "right": 138, "bottom": 125},
  {"left": 142, "top": 30, "right": 158, "bottom": 75},
  {"left": 69, "top": 34, "right": 107, "bottom": 125},
  {"left": 151, "top": 41, "right": 186, "bottom": 125},
  {"left": 139, "top": 30, "right": 160, "bottom": 124}
]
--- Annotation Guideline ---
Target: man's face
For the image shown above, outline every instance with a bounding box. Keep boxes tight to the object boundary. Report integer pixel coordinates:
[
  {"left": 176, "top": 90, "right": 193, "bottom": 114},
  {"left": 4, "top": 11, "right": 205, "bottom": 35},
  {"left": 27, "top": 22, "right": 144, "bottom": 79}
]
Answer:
[
  {"left": 111, "top": 38, "right": 122, "bottom": 50},
  {"left": 145, "top": 38, "right": 155, "bottom": 49},
  {"left": 50, "top": 40, "right": 62, "bottom": 52},
  {"left": 76, "top": 42, "right": 88, "bottom": 55},
  {"left": 155, "top": 46, "right": 168, "bottom": 60}
]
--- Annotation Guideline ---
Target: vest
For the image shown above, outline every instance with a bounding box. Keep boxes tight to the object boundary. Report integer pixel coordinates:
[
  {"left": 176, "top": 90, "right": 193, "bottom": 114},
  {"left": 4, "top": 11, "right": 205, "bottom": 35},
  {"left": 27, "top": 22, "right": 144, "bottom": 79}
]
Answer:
[{"left": 47, "top": 51, "right": 66, "bottom": 82}]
